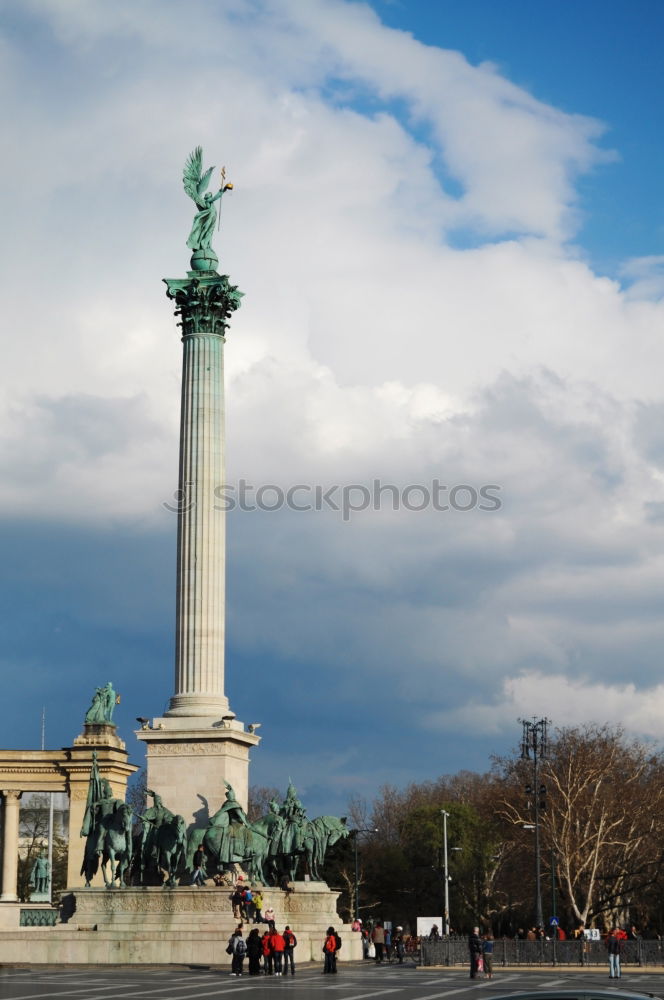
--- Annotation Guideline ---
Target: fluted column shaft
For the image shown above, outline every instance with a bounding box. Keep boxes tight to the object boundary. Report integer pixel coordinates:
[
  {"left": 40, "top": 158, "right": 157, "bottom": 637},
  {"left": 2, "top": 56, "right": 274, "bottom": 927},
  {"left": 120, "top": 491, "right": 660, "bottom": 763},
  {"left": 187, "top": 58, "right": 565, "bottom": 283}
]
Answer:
[
  {"left": 163, "top": 271, "right": 242, "bottom": 719},
  {"left": 0, "top": 791, "right": 21, "bottom": 902},
  {"left": 168, "top": 330, "right": 227, "bottom": 716}
]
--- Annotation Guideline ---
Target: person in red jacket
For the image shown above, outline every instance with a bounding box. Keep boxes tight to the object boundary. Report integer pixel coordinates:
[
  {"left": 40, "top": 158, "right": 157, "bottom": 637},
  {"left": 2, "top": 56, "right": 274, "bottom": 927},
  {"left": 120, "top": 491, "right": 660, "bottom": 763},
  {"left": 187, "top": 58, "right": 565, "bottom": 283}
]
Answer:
[
  {"left": 270, "top": 928, "right": 286, "bottom": 976},
  {"left": 323, "top": 926, "right": 339, "bottom": 974},
  {"left": 283, "top": 926, "right": 297, "bottom": 976},
  {"left": 261, "top": 929, "right": 273, "bottom": 975}
]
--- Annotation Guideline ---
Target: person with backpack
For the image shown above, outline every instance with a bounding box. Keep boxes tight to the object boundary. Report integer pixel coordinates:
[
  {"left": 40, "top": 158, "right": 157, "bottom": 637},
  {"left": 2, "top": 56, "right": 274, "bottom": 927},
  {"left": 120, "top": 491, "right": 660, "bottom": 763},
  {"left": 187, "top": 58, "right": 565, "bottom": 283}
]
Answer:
[
  {"left": 323, "top": 926, "right": 338, "bottom": 974},
  {"left": 229, "top": 929, "right": 246, "bottom": 976},
  {"left": 230, "top": 885, "right": 243, "bottom": 919},
  {"left": 270, "top": 927, "right": 286, "bottom": 975},
  {"left": 283, "top": 925, "right": 297, "bottom": 975},
  {"left": 246, "top": 928, "right": 263, "bottom": 976}
]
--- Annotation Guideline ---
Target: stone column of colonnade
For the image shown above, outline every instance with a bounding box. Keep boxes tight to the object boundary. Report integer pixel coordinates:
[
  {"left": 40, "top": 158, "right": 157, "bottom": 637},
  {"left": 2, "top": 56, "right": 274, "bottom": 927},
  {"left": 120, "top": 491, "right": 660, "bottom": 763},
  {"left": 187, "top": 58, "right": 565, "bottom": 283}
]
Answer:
[
  {"left": 166, "top": 327, "right": 228, "bottom": 718},
  {"left": 0, "top": 790, "right": 21, "bottom": 902}
]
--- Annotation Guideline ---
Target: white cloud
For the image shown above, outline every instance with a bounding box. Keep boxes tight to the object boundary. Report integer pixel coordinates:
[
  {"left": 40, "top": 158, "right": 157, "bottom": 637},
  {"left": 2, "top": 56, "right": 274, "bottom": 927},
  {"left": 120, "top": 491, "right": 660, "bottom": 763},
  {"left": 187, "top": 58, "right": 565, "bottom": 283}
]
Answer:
[
  {"left": 427, "top": 670, "right": 664, "bottom": 741},
  {"left": 1, "top": 0, "right": 664, "bottom": 773}
]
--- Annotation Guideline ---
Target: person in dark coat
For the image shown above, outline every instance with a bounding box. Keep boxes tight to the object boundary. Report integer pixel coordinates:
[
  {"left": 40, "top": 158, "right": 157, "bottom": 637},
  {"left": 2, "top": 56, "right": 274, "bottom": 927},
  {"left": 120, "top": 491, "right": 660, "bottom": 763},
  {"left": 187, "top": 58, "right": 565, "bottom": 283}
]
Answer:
[
  {"left": 246, "top": 928, "right": 263, "bottom": 976},
  {"left": 468, "top": 926, "right": 483, "bottom": 978}
]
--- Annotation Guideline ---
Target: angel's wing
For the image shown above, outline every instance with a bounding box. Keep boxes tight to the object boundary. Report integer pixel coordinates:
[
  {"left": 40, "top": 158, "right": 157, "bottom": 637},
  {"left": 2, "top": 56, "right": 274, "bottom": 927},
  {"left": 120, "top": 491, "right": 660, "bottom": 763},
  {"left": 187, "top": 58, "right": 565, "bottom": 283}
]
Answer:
[
  {"left": 183, "top": 146, "right": 203, "bottom": 202},
  {"left": 197, "top": 166, "right": 214, "bottom": 198}
]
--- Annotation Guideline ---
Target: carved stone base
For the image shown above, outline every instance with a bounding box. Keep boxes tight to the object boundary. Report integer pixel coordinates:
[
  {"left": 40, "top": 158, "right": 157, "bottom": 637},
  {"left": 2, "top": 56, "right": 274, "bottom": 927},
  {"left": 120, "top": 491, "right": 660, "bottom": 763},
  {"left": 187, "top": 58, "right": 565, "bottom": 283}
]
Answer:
[
  {"left": 73, "top": 724, "right": 125, "bottom": 750},
  {"left": 28, "top": 890, "right": 50, "bottom": 903},
  {"left": 0, "top": 883, "right": 362, "bottom": 965}
]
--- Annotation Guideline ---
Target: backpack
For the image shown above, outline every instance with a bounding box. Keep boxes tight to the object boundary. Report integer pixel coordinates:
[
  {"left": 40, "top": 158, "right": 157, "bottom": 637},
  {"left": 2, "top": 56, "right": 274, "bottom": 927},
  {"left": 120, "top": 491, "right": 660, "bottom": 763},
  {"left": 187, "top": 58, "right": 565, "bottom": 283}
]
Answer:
[
  {"left": 284, "top": 930, "right": 297, "bottom": 948},
  {"left": 334, "top": 933, "right": 342, "bottom": 951},
  {"left": 234, "top": 936, "right": 247, "bottom": 956},
  {"left": 325, "top": 935, "right": 336, "bottom": 953}
]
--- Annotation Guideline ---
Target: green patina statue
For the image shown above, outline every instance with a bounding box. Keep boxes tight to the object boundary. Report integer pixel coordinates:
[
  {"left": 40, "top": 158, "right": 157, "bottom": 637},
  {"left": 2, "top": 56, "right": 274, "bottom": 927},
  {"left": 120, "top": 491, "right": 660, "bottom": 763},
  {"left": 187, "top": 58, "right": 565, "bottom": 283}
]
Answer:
[
  {"left": 196, "top": 781, "right": 348, "bottom": 886},
  {"left": 80, "top": 752, "right": 133, "bottom": 887},
  {"left": 30, "top": 852, "right": 50, "bottom": 894},
  {"left": 84, "top": 682, "right": 118, "bottom": 725},
  {"left": 183, "top": 146, "right": 233, "bottom": 252},
  {"left": 136, "top": 790, "right": 186, "bottom": 888}
]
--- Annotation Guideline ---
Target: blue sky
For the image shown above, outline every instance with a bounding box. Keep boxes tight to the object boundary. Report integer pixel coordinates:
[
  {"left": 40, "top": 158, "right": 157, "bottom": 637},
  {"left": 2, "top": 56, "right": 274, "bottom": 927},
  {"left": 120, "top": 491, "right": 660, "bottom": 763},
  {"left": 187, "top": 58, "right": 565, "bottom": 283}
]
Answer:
[
  {"left": 377, "top": 0, "right": 664, "bottom": 271},
  {"left": 2, "top": 0, "right": 664, "bottom": 818}
]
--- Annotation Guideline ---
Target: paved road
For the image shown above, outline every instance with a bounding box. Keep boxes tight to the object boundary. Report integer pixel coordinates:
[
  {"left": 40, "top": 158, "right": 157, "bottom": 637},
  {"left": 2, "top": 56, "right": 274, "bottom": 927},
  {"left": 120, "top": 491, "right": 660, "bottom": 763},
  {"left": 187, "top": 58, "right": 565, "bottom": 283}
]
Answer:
[{"left": 0, "top": 965, "right": 663, "bottom": 1000}]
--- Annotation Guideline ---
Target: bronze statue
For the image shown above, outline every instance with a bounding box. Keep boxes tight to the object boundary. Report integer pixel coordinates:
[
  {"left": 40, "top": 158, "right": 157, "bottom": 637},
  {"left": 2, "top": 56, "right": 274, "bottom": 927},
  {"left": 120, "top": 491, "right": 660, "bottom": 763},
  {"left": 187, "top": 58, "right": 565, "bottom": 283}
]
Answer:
[
  {"left": 84, "top": 682, "right": 118, "bottom": 724},
  {"left": 183, "top": 147, "right": 233, "bottom": 251},
  {"left": 30, "top": 852, "right": 50, "bottom": 894},
  {"left": 137, "top": 789, "right": 176, "bottom": 884}
]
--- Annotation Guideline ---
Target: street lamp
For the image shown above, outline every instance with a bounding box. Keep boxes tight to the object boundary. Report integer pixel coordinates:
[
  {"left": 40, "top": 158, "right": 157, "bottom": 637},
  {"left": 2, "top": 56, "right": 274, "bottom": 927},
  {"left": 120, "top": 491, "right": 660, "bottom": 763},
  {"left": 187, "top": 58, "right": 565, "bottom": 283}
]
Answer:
[
  {"left": 352, "top": 828, "right": 378, "bottom": 921},
  {"left": 440, "top": 810, "right": 462, "bottom": 935},
  {"left": 440, "top": 811, "right": 449, "bottom": 935},
  {"left": 519, "top": 717, "right": 550, "bottom": 930}
]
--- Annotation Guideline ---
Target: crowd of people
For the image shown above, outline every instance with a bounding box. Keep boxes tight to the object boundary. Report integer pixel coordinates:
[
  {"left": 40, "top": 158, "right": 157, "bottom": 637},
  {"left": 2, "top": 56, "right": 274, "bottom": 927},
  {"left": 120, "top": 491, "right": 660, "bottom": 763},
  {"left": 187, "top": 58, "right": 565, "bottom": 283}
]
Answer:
[
  {"left": 463, "top": 923, "right": 637, "bottom": 979},
  {"left": 226, "top": 923, "right": 301, "bottom": 977},
  {"left": 225, "top": 920, "right": 343, "bottom": 977}
]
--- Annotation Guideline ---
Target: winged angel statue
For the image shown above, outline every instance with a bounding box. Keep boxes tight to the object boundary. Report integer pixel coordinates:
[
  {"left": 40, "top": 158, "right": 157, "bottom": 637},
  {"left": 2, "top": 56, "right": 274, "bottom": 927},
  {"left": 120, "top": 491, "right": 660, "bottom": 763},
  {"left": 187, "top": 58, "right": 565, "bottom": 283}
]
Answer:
[{"left": 183, "top": 146, "right": 233, "bottom": 251}]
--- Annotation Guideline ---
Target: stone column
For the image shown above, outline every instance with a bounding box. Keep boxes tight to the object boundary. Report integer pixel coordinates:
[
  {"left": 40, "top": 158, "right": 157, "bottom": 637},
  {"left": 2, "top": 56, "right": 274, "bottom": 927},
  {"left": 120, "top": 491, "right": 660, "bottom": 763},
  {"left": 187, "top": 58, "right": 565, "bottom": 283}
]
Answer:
[
  {"left": 137, "top": 268, "right": 260, "bottom": 828},
  {"left": 163, "top": 272, "right": 243, "bottom": 719},
  {"left": 0, "top": 791, "right": 21, "bottom": 902}
]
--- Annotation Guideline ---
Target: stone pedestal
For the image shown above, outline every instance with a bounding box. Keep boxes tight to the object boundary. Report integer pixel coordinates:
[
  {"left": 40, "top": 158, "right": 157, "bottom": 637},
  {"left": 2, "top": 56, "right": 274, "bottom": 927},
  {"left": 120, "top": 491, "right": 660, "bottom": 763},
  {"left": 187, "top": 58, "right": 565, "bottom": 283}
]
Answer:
[
  {"left": 0, "top": 882, "right": 362, "bottom": 966},
  {"left": 64, "top": 740, "right": 138, "bottom": 888},
  {"left": 136, "top": 719, "right": 259, "bottom": 821}
]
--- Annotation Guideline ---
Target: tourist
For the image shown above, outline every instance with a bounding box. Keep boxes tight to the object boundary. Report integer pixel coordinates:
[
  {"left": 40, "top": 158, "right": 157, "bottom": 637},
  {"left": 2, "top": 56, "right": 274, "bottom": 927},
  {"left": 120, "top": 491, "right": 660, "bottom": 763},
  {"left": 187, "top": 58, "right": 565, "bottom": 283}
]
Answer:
[
  {"left": 468, "top": 926, "right": 483, "bottom": 978},
  {"left": 261, "top": 929, "right": 273, "bottom": 975},
  {"left": 231, "top": 884, "right": 243, "bottom": 919},
  {"left": 252, "top": 888, "right": 264, "bottom": 923},
  {"left": 372, "top": 922, "right": 385, "bottom": 963},
  {"left": 283, "top": 925, "right": 297, "bottom": 976},
  {"left": 270, "top": 927, "right": 285, "bottom": 975},
  {"left": 384, "top": 925, "right": 392, "bottom": 962},
  {"left": 190, "top": 845, "right": 206, "bottom": 887},
  {"left": 608, "top": 928, "right": 623, "bottom": 979},
  {"left": 323, "top": 926, "right": 339, "bottom": 974},
  {"left": 264, "top": 903, "right": 276, "bottom": 929},
  {"left": 483, "top": 932, "right": 494, "bottom": 979},
  {"left": 245, "top": 885, "right": 255, "bottom": 922},
  {"left": 228, "top": 928, "right": 246, "bottom": 977},
  {"left": 246, "top": 928, "right": 262, "bottom": 976},
  {"left": 394, "top": 926, "right": 405, "bottom": 964},
  {"left": 430, "top": 924, "right": 441, "bottom": 941}
]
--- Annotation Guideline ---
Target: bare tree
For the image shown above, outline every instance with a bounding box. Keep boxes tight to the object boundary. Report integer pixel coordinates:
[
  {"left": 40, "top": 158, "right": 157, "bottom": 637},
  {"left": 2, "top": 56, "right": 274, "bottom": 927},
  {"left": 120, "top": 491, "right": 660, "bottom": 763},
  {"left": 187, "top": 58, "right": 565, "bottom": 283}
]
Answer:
[
  {"left": 497, "top": 724, "right": 664, "bottom": 928},
  {"left": 247, "top": 785, "right": 281, "bottom": 823}
]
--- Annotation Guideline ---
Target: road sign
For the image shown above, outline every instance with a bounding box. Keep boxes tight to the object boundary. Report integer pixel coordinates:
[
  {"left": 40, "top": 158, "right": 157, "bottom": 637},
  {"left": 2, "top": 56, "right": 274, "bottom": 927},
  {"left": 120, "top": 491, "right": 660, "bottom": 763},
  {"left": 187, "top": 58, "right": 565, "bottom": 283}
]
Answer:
[{"left": 549, "top": 916, "right": 559, "bottom": 926}]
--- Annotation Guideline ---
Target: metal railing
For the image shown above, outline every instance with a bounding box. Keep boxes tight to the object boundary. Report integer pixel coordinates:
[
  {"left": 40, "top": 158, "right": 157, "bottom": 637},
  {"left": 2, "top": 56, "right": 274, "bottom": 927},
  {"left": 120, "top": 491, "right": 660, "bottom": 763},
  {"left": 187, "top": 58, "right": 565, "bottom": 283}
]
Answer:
[
  {"left": 19, "top": 908, "right": 58, "bottom": 927},
  {"left": 421, "top": 938, "right": 664, "bottom": 967}
]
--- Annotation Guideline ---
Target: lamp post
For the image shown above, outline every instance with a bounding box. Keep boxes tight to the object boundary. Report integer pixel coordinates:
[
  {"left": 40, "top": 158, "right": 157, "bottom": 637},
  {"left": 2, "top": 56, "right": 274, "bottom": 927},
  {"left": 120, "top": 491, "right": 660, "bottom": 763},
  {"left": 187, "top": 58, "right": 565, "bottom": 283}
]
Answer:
[
  {"left": 519, "top": 717, "right": 550, "bottom": 930},
  {"left": 352, "top": 828, "right": 378, "bottom": 921},
  {"left": 441, "top": 810, "right": 450, "bottom": 936}
]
